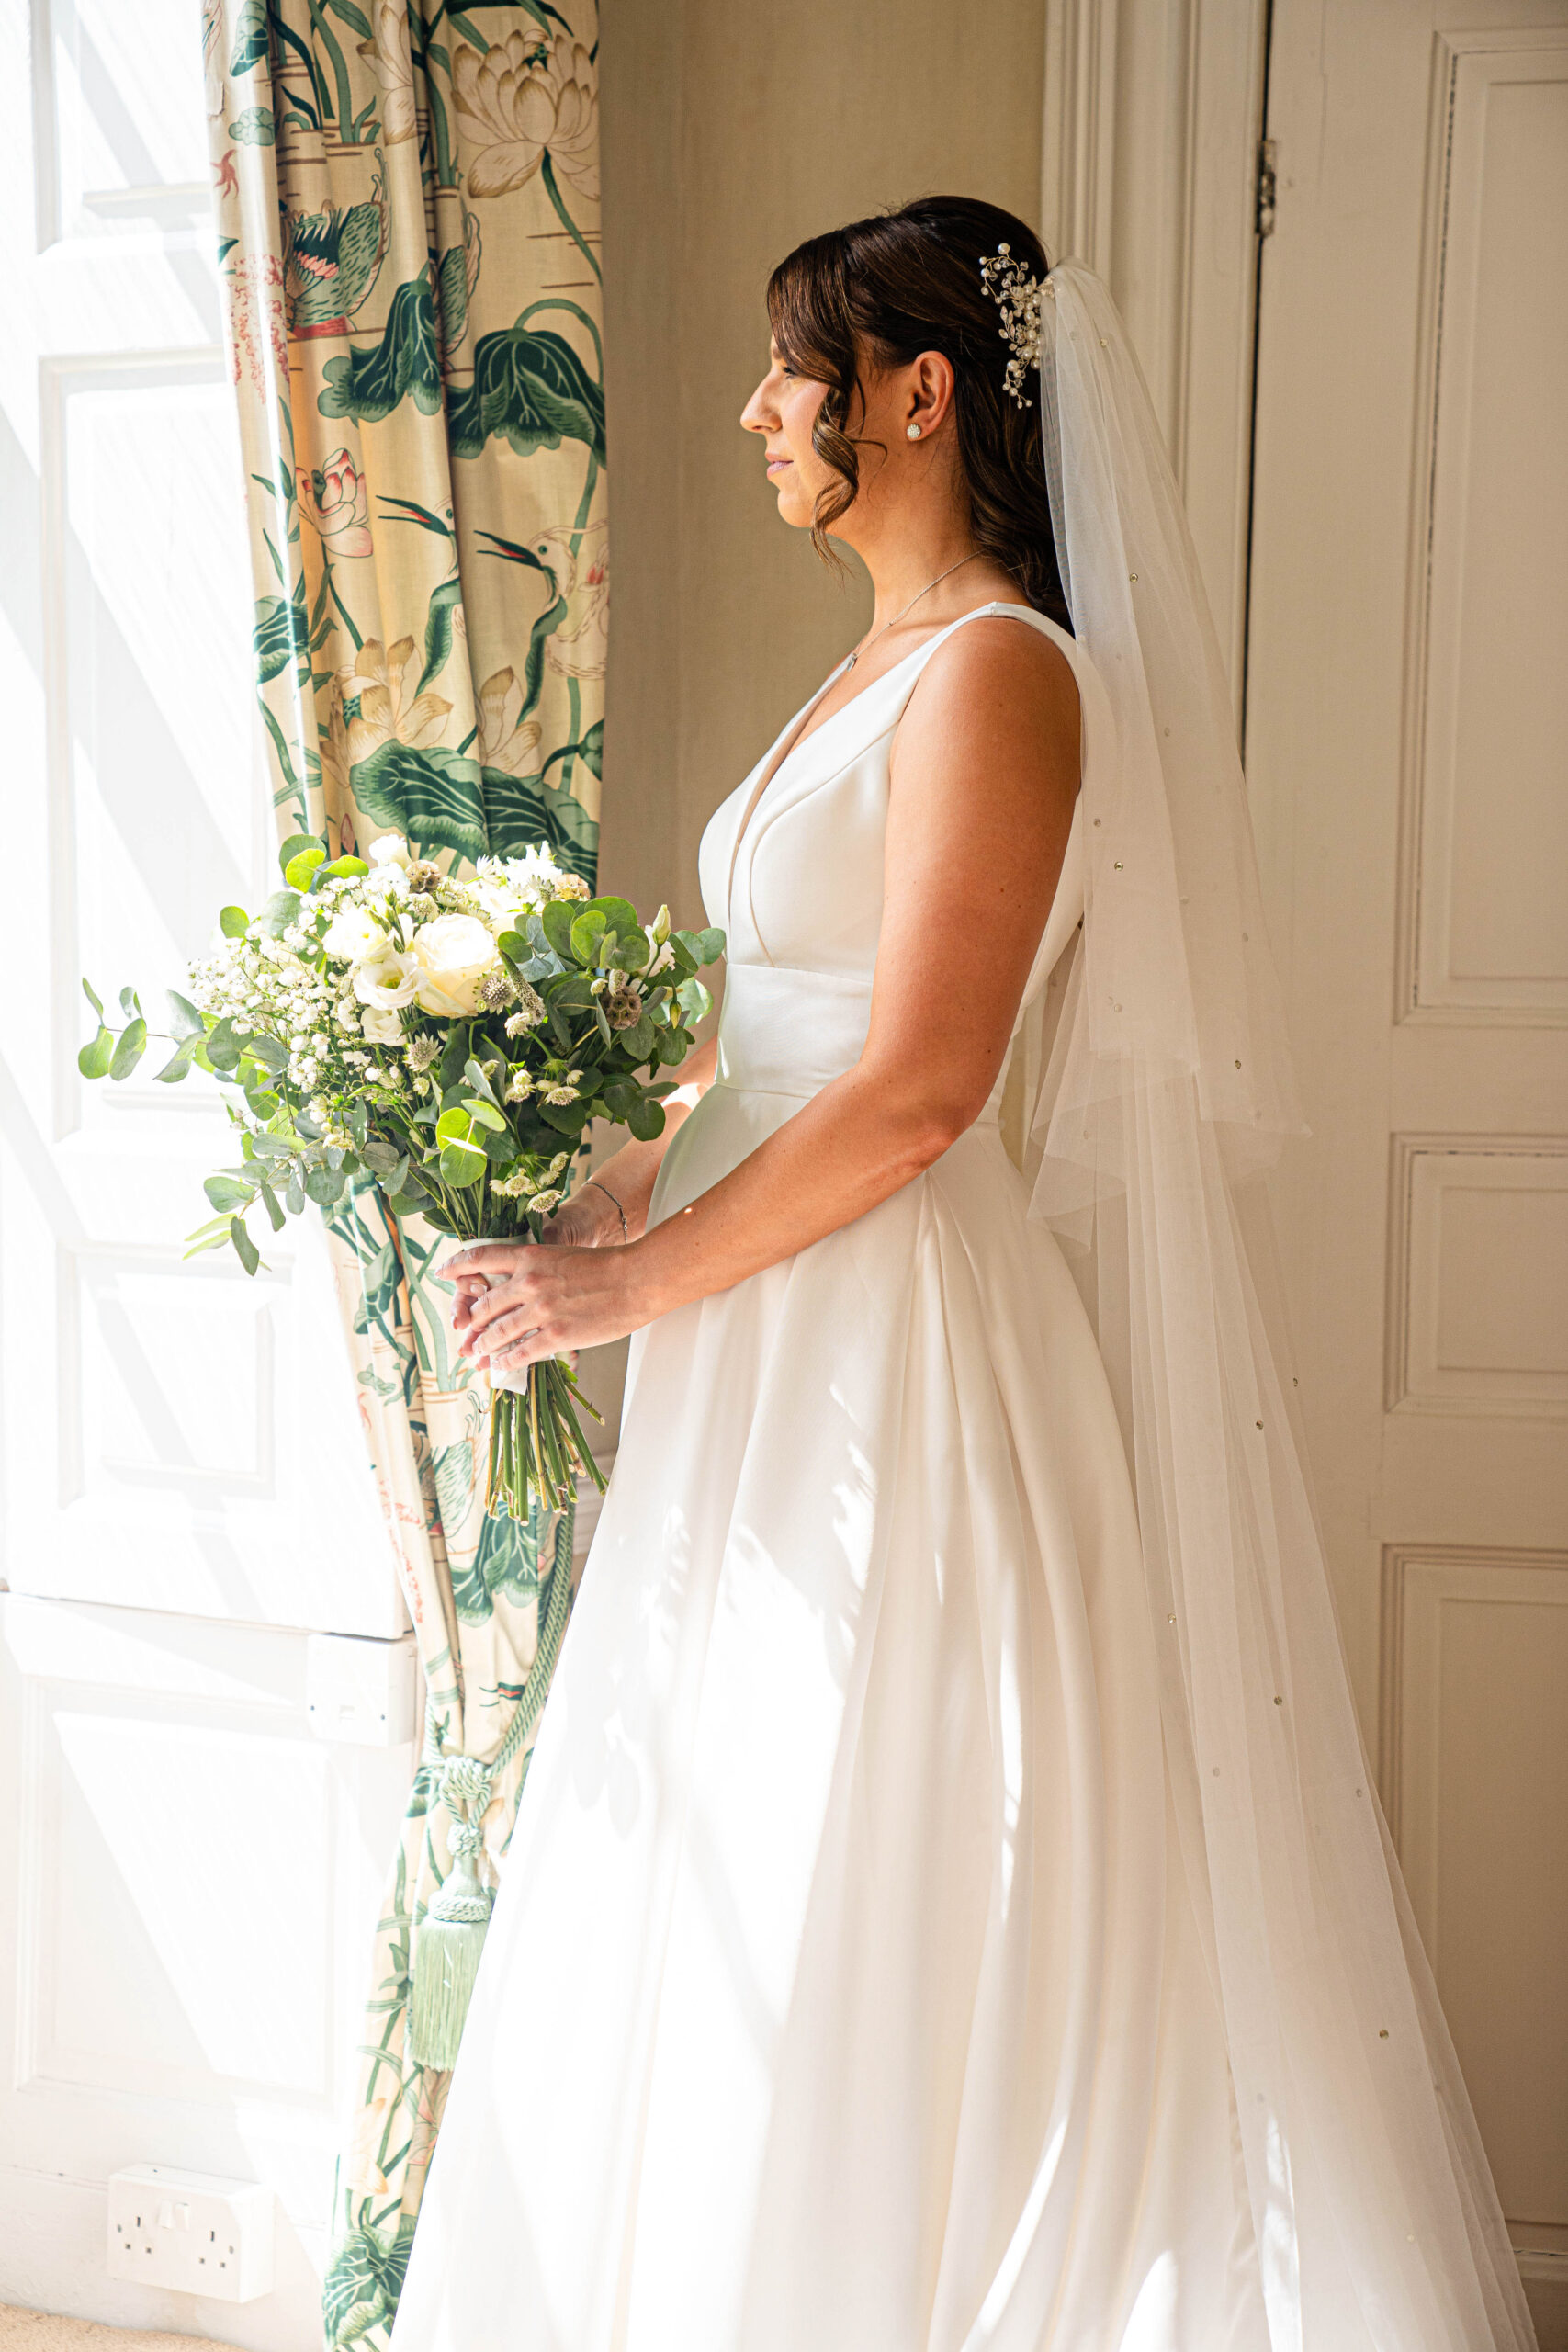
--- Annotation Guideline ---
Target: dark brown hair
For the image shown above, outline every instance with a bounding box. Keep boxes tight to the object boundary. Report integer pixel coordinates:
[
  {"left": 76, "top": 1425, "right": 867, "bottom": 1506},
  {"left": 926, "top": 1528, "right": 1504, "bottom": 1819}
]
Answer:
[{"left": 766, "top": 196, "right": 1070, "bottom": 631}]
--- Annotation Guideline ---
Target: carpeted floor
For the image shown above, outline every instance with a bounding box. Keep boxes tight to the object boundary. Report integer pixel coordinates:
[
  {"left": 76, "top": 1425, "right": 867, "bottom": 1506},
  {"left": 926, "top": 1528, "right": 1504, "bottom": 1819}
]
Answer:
[{"left": 0, "top": 2312, "right": 241, "bottom": 2352}]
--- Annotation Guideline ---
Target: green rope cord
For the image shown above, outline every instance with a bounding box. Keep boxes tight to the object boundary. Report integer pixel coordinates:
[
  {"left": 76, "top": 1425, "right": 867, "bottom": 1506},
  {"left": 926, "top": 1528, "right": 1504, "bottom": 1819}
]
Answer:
[{"left": 420, "top": 1490, "right": 577, "bottom": 1794}]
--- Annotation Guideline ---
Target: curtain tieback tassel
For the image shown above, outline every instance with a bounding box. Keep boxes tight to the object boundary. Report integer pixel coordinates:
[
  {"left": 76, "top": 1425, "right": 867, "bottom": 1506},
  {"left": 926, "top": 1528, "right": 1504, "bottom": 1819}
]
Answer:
[{"left": 407, "top": 1756, "right": 495, "bottom": 2070}]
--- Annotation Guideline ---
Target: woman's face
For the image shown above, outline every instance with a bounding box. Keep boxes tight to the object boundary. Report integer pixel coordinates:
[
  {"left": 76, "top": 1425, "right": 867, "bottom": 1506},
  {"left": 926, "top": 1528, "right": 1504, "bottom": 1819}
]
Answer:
[{"left": 739, "top": 342, "right": 838, "bottom": 530}]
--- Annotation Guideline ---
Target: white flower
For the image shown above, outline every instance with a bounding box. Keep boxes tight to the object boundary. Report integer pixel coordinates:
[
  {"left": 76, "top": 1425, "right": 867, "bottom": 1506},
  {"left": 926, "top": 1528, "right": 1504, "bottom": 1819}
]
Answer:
[
  {"left": 361, "top": 1004, "right": 405, "bottom": 1047},
  {"left": 527, "top": 1189, "right": 563, "bottom": 1215},
  {"left": 405, "top": 1035, "right": 442, "bottom": 1072},
  {"left": 321, "top": 903, "right": 384, "bottom": 963},
  {"left": 369, "top": 832, "right": 412, "bottom": 869},
  {"left": 505, "top": 1069, "right": 534, "bottom": 1101},
  {"left": 644, "top": 937, "right": 675, "bottom": 978},
  {"left": 408, "top": 913, "right": 500, "bottom": 1017},
  {"left": 503, "top": 983, "right": 547, "bottom": 1034},
  {"left": 353, "top": 945, "right": 420, "bottom": 1010}
]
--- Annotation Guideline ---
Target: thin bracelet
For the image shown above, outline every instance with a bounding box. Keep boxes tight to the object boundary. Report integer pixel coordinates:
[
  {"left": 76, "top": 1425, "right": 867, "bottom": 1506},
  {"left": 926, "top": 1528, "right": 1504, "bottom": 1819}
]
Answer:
[{"left": 585, "top": 1175, "right": 628, "bottom": 1241}]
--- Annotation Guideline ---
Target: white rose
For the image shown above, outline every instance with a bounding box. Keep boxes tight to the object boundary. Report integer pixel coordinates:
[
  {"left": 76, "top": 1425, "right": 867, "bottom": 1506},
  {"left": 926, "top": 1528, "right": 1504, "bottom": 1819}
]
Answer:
[
  {"left": 321, "top": 902, "right": 383, "bottom": 962},
  {"left": 368, "top": 833, "right": 412, "bottom": 869},
  {"left": 409, "top": 913, "right": 500, "bottom": 1017},
  {"left": 354, "top": 945, "right": 420, "bottom": 1010},
  {"left": 361, "top": 1004, "right": 406, "bottom": 1047}
]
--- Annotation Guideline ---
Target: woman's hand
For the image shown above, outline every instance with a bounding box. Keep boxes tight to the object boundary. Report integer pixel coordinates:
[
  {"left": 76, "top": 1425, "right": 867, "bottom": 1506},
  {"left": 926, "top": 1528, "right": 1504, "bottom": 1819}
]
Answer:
[
  {"left": 447, "top": 1228, "right": 655, "bottom": 1374},
  {"left": 450, "top": 1182, "right": 623, "bottom": 1346}
]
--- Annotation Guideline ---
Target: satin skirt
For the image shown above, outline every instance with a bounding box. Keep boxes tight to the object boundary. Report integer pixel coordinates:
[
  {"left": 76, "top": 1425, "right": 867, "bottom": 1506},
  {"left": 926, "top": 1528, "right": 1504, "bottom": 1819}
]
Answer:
[{"left": 389, "top": 1080, "right": 1268, "bottom": 2351}]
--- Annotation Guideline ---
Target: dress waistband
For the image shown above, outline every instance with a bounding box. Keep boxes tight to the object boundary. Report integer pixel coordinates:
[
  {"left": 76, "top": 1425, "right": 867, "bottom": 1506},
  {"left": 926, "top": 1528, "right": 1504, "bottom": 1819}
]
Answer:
[
  {"left": 715, "top": 962, "right": 873, "bottom": 1100},
  {"left": 713, "top": 960, "right": 1003, "bottom": 1126}
]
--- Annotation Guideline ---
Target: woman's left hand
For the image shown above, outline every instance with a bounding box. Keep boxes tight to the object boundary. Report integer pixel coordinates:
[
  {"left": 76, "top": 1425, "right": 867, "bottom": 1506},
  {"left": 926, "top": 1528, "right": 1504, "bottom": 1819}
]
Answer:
[{"left": 447, "top": 1238, "right": 649, "bottom": 1374}]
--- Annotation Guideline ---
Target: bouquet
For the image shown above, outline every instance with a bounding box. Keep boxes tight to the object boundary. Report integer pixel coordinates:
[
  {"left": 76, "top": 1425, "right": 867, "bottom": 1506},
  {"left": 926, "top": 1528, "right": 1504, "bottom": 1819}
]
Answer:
[{"left": 79, "top": 829, "right": 723, "bottom": 1520}]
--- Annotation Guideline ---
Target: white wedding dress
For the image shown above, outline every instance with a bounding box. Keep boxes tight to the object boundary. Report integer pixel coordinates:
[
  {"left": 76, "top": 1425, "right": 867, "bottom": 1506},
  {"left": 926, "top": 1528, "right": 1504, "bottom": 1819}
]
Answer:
[{"left": 390, "top": 605, "right": 1277, "bottom": 2351}]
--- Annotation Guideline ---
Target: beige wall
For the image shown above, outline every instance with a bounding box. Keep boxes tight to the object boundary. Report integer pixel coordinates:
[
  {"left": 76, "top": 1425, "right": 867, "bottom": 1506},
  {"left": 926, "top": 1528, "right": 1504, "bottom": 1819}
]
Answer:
[{"left": 597, "top": 0, "right": 1047, "bottom": 930}]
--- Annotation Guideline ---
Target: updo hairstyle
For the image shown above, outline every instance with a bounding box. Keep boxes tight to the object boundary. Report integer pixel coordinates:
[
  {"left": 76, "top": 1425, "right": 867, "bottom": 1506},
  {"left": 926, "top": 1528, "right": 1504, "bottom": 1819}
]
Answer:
[{"left": 765, "top": 195, "right": 1070, "bottom": 632}]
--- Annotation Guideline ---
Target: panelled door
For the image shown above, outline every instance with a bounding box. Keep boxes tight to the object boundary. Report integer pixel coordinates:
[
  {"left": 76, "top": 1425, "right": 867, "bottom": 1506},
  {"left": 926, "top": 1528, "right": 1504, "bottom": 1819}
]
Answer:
[
  {"left": 1246, "top": 1, "right": 1568, "bottom": 2325},
  {"left": 0, "top": 5, "right": 412, "bottom": 2341}
]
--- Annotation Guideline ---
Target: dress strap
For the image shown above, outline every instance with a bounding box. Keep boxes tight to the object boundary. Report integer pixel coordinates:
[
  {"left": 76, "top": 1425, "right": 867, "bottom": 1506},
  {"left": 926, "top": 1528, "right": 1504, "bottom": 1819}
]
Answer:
[{"left": 882, "top": 599, "right": 1085, "bottom": 732}]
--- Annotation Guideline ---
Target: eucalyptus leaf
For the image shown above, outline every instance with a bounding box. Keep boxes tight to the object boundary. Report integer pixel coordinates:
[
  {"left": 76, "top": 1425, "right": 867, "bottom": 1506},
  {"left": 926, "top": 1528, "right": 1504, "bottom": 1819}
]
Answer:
[
  {"left": 77, "top": 1026, "right": 115, "bottom": 1079},
  {"left": 152, "top": 1036, "right": 198, "bottom": 1083},
  {"left": 255, "top": 888, "right": 301, "bottom": 937},
  {"left": 305, "top": 1164, "right": 346, "bottom": 1205},
  {"left": 205, "top": 1174, "right": 254, "bottom": 1213},
  {"left": 220, "top": 905, "right": 250, "bottom": 938},
  {"left": 182, "top": 1229, "right": 233, "bottom": 1260},
  {"left": 276, "top": 831, "right": 320, "bottom": 878},
  {"left": 587, "top": 896, "right": 639, "bottom": 943},
  {"left": 257, "top": 1179, "right": 286, "bottom": 1232},
  {"left": 284, "top": 844, "right": 326, "bottom": 890},
  {"left": 359, "top": 1136, "right": 401, "bottom": 1176},
  {"left": 165, "top": 989, "right": 205, "bottom": 1040},
  {"left": 82, "top": 978, "right": 104, "bottom": 1015},
  {"left": 439, "top": 1138, "right": 487, "bottom": 1186},
  {"left": 118, "top": 986, "right": 141, "bottom": 1019},
  {"left": 245, "top": 1032, "right": 289, "bottom": 1073},
  {"left": 109, "top": 1018, "right": 147, "bottom": 1080},
  {"left": 463, "top": 1056, "right": 502, "bottom": 1108},
  {"left": 286, "top": 1169, "right": 306, "bottom": 1216},
  {"left": 570, "top": 910, "right": 608, "bottom": 966},
  {"left": 248, "top": 1131, "right": 292, "bottom": 1159},
  {"left": 539, "top": 899, "right": 576, "bottom": 960},
  {"left": 626, "top": 1098, "right": 667, "bottom": 1143},
  {"left": 230, "top": 1216, "right": 261, "bottom": 1276}
]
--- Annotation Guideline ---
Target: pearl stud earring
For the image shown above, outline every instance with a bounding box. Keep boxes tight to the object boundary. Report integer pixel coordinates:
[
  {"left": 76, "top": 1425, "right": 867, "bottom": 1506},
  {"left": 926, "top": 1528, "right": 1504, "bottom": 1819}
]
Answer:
[{"left": 906, "top": 423, "right": 922, "bottom": 440}]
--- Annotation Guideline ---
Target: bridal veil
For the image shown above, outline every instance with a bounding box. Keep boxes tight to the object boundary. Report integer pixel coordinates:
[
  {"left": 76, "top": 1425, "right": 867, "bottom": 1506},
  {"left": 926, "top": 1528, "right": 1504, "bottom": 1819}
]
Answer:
[{"left": 998, "top": 258, "right": 1535, "bottom": 2352}]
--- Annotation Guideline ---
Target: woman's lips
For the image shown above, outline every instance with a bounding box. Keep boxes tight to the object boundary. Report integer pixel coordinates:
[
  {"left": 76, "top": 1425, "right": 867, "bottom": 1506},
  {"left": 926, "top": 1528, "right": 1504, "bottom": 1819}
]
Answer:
[{"left": 766, "top": 456, "right": 791, "bottom": 476}]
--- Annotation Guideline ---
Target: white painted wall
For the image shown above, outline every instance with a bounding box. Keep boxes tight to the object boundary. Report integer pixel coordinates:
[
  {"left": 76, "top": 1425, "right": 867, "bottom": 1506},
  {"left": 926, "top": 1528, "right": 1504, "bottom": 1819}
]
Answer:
[{"left": 0, "top": 5, "right": 413, "bottom": 2341}]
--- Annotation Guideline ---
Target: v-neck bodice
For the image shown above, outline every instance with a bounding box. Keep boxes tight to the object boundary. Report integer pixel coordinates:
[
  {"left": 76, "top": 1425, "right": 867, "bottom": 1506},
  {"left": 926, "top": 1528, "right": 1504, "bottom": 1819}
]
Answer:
[{"left": 696, "top": 603, "right": 1108, "bottom": 1112}]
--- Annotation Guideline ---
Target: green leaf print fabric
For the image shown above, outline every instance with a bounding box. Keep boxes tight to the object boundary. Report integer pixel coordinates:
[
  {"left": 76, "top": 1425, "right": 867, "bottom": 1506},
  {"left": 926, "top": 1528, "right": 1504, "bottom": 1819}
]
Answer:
[{"left": 200, "top": 6, "right": 605, "bottom": 2342}]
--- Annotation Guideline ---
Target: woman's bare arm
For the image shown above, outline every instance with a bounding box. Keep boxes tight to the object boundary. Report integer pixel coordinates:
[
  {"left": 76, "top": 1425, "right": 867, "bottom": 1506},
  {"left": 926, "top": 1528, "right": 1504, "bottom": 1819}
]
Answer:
[{"left": 450, "top": 620, "right": 1079, "bottom": 1372}]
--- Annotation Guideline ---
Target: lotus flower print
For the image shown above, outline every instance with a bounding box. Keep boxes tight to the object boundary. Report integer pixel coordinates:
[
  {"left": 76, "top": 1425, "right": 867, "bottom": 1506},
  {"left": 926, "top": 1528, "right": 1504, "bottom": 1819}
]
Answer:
[
  {"left": 453, "top": 30, "right": 600, "bottom": 203},
  {"left": 344, "top": 637, "right": 452, "bottom": 768},
  {"left": 477, "top": 667, "right": 543, "bottom": 778},
  {"left": 298, "top": 449, "right": 374, "bottom": 558}
]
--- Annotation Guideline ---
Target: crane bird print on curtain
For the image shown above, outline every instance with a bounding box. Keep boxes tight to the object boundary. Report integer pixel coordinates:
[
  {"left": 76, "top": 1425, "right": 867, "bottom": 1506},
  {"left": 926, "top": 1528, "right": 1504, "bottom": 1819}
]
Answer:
[{"left": 201, "top": 3, "right": 605, "bottom": 2342}]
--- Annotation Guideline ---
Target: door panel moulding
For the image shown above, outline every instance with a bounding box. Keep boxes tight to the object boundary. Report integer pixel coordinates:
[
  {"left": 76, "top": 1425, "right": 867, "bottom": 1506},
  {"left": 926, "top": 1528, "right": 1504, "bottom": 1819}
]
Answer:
[{"left": 1041, "top": 0, "right": 1270, "bottom": 710}]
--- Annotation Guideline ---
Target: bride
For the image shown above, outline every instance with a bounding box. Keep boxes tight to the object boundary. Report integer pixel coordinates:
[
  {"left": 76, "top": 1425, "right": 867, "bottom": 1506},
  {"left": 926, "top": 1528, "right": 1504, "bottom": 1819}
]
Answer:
[{"left": 388, "top": 198, "right": 1534, "bottom": 2351}]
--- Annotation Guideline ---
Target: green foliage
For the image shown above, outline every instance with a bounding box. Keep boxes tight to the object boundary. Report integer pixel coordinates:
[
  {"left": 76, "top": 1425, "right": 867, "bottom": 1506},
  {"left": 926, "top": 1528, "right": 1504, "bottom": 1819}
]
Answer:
[
  {"left": 480, "top": 765, "right": 599, "bottom": 880},
  {"left": 351, "top": 741, "right": 488, "bottom": 863},
  {"left": 319, "top": 274, "right": 442, "bottom": 424},
  {"left": 254, "top": 575, "right": 309, "bottom": 684},
  {"left": 227, "top": 107, "right": 276, "bottom": 145},
  {"left": 448, "top": 322, "right": 605, "bottom": 464},
  {"left": 227, "top": 0, "right": 269, "bottom": 76}
]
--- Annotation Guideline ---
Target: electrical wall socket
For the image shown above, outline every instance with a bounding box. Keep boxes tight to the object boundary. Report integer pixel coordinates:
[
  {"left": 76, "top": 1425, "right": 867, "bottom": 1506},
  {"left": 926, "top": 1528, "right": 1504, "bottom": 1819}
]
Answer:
[
  {"left": 306, "top": 1628, "right": 418, "bottom": 1744},
  {"left": 106, "top": 2164, "right": 275, "bottom": 2302}
]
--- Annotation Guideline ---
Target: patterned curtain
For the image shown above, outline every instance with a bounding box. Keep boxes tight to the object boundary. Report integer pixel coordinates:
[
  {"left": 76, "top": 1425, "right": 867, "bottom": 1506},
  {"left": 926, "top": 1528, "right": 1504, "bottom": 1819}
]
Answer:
[{"left": 200, "top": 5, "right": 604, "bottom": 2342}]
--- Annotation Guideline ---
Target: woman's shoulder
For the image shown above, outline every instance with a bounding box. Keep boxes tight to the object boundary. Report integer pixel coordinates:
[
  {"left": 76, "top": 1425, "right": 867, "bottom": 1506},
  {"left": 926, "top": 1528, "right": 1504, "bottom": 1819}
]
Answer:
[{"left": 905, "top": 603, "right": 1082, "bottom": 741}]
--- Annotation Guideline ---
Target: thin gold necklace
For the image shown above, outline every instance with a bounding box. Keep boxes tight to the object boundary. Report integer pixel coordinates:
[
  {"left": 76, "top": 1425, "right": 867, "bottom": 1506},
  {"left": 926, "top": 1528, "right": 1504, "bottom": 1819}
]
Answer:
[{"left": 843, "top": 552, "right": 983, "bottom": 669}]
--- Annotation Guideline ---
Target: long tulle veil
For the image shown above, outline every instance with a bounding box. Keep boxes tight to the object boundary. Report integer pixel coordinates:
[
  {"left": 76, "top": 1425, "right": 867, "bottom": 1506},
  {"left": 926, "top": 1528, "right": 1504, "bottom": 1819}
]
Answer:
[{"left": 998, "top": 258, "right": 1536, "bottom": 2352}]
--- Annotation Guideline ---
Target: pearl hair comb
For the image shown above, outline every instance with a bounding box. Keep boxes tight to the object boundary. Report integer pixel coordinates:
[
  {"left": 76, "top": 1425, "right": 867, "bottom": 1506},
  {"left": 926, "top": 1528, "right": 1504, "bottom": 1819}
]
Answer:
[{"left": 977, "top": 243, "right": 1049, "bottom": 408}]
